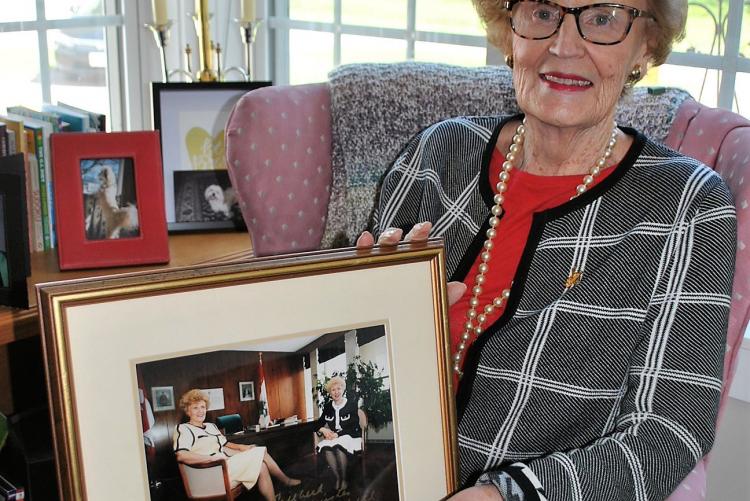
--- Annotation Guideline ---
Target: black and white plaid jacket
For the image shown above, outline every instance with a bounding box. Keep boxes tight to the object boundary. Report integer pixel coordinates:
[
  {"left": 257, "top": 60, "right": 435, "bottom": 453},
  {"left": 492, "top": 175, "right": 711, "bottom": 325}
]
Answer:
[{"left": 372, "top": 115, "right": 736, "bottom": 501}]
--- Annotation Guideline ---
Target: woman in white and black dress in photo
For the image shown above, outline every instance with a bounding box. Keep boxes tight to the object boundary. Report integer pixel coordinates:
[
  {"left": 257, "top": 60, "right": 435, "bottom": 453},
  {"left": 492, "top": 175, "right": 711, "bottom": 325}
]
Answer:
[
  {"left": 315, "top": 376, "right": 362, "bottom": 491},
  {"left": 174, "top": 389, "right": 300, "bottom": 500}
]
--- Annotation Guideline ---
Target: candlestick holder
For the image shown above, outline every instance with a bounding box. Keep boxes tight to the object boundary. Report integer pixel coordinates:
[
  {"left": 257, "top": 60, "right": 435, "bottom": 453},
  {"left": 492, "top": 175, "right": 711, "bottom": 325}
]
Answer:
[
  {"left": 239, "top": 20, "right": 262, "bottom": 81},
  {"left": 145, "top": 21, "right": 173, "bottom": 83},
  {"left": 168, "top": 44, "right": 195, "bottom": 82},
  {"left": 146, "top": 9, "right": 261, "bottom": 82}
]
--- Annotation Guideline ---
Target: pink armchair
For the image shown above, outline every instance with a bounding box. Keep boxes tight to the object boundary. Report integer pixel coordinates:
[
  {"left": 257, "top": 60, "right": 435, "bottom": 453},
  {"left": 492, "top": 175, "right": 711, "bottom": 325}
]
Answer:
[{"left": 225, "top": 63, "right": 750, "bottom": 500}]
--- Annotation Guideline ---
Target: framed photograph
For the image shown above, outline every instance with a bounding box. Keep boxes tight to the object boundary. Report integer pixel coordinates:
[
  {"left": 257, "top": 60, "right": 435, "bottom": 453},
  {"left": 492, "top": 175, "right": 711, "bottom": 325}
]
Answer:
[
  {"left": 152, "top": 81, "right": 271, "bottom": 232},
  {"left": 38, "top": 242, "right": 457, "bottom": 501},
  {"left": 0, "top": 153, "right": 30, "bottom": 309},
  {"left": 239, "top": 381, "right": 255, "bottom": 401},
  {"left": 50, "top": 131, "right": 169, "bottom": 270},
  {"left": 150, "top": 386, "right": 175, "bottom": 412}
]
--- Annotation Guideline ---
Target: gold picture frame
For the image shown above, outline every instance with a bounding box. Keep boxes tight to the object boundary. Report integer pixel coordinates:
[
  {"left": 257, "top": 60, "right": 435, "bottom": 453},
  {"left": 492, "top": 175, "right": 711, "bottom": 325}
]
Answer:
[{"left": 37, "top": 242, "right": 457, "bottom": 500}]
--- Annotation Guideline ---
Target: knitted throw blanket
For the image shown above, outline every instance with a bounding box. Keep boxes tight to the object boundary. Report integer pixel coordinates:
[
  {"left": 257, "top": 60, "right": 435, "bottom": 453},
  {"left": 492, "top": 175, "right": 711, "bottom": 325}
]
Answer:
[{"left": 322, "top": 62, "right": 690, "bottom": 248}]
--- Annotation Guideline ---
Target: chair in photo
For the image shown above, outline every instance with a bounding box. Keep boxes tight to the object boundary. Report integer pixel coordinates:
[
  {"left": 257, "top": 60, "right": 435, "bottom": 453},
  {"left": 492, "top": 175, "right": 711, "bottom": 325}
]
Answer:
[
  {"left": 178, "top": 454, "right": 245, "bottom": 501},
  {"left": 226, "top": 62, "right": 750, "bottom": 501},
  {"left": 215, "top": 414, "right": 243, "bottom": 435}
]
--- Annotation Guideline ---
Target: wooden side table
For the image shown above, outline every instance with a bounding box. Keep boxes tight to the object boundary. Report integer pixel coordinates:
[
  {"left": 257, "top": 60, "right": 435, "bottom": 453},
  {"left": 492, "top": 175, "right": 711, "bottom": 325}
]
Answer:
[{"left": 0, "top": 233, "right": 253, "bottom": 346}]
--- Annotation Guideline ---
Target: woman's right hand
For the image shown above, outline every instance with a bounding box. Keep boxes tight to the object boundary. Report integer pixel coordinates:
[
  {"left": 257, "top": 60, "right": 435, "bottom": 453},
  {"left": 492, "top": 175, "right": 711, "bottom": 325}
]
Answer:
[{"left": 356, "top": 222, "right": 467, "bottom": 306}]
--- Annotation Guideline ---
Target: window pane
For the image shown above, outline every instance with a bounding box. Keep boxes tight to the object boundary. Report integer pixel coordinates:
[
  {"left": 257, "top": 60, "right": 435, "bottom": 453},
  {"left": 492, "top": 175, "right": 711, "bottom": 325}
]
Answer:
[
  {"left": 0, "top": 2, "right": 36, "bottom": 22},
  {"left": 734, "top": 72, "right": 749, "bottom": 119},
  {"left": 48, "top": 28, "right": 108, "bottom": 117},
  {"left": 342, "top": 0, "right": 406, "bottom": 29},
  {"left": 638, "top": 64, "right": 720, "bottom": 108},
  {"left": 414, "top": 41, "right": 486, "bottom": 67},
  {"left": 0, "top": 32, "right": 42, "bottom": 113},
  {"left": 674, "top": 1, "right": 726, "bottom": 56},
  {"left": 289, "top": 30, "right": 334, "bottom": 84},
  {"left": 340, "top": 35, "right": 407, "bottom": 64},
  {"left": 741, "top": 0, "right": 750, "bottom": 58},
  {"left": 290, "top": 0, "right": 333, "bottom": 23},
  {"left": 416, "top": 0, "right": 484, "bottom": 36},
  {"left": 45, "top": 0, "right": 104, "bottom": 19}
]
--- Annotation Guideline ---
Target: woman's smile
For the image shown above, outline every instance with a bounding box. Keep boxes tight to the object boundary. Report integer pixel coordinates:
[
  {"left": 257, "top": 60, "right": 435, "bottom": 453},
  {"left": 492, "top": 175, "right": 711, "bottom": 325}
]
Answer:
[{"left": 539, "top": 71, "right": 593, "bottom": 91}]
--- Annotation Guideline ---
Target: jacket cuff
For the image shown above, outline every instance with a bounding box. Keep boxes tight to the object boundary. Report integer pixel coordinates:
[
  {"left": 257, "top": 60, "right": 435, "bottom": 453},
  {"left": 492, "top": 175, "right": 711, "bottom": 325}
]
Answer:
[{"left": 477, "top": 463, "right": 547, "bottom": 501}]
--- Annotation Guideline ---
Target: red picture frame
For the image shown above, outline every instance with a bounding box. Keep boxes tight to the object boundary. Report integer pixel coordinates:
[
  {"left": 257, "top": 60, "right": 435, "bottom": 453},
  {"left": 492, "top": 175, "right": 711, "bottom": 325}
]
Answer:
[{"left": 51, "top": 131, "right": 169, "bottom": 270}]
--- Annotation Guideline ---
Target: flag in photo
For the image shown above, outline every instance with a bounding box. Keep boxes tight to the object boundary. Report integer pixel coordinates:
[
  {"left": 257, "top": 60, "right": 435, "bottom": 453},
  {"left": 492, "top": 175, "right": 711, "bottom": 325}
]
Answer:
[{"left": 258, "top": 352, "right": 271, "bottom": 428}]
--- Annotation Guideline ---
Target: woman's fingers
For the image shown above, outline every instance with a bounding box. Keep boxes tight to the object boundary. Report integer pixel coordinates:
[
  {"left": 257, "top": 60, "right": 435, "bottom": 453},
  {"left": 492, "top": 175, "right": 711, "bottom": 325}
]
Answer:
[
  {"left": 403, "top": 221, "right": 432, "bottom": 242},
  {"left": 376, "top": 227, "right": 403, "bottom": 245},
  {"left": 356, "top": 231, "right": 375, "bottom": 248},
  {"left": 356, "top": 221, "right": 431, "bottom": 249},
  {"left": 447, "top": 282, "right": 467, "bottom": 306}
]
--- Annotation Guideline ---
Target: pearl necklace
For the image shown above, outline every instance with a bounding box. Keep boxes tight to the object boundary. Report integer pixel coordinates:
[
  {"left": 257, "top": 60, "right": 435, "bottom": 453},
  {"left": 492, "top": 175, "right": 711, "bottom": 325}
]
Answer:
[{"left": 452, "top": 119, "right": 618, "bottom": 376}]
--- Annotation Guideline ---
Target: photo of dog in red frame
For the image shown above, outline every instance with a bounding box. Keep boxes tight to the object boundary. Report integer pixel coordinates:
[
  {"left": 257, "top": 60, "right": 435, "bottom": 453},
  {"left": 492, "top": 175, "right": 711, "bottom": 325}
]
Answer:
[{"left": 81, "top": 158, "right": 140, "bottom": 240}]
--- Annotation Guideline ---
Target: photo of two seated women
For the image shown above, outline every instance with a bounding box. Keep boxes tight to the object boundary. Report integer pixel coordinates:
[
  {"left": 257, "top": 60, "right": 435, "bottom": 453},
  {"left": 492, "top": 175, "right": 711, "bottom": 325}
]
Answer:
[{"left": 137, "top": 325, "right": 400, "bottom": 501}]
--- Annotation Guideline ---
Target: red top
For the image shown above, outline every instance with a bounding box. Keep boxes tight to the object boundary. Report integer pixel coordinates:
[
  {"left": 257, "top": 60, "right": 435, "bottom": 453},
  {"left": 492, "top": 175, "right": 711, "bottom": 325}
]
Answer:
[{"left": 448, "top": 147, "right": 617, "bottom": 369}]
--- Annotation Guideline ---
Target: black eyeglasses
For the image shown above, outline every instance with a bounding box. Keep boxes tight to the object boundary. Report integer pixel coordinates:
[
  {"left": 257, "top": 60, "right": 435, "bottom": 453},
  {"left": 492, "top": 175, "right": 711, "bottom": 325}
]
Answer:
[{"left": 504, "top": 0, "right": 654, "bottom": 45}]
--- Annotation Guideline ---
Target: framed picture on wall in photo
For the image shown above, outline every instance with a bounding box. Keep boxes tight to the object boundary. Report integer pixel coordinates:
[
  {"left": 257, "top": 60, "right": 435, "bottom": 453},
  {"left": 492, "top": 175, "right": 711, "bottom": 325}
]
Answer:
[
  {"left": 0, "top": 153, "right": 31, "bottom": 309},
  {"left": 37, "top": 242, "right": 458, "bottom": 501},
  {"left": 238, "top": 381, "right": 255, "bottom": 401},
  {"left": 50, "top": 131, "right": 169, "bottom": 270},
  {"left": 151, "top": 386, "right": 175, "bottom": 412},
  {"left": 151, "top": 81, "right": 271, "bottom": 232}
]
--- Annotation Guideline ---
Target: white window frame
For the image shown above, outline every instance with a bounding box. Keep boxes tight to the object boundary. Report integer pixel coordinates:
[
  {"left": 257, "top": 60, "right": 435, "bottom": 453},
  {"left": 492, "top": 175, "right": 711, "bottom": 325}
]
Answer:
[
  {"left": 266, "top": 0, "right": 750, "bottom": 112},
  {"left": 267, "top": 0, "right": 488, "bottom": 84},
  {"left": 0, "top": 0, "right": 126, "bottom": 129},
  {"left": 664, "top": 0, "right": 750, "bottom": 111}
]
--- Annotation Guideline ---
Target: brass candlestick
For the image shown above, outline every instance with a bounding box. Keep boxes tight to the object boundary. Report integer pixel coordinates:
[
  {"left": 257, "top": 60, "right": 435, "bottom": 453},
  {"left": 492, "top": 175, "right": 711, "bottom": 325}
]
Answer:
[{"left": 194, "top": 0, "right": 217, "bottom": 82}]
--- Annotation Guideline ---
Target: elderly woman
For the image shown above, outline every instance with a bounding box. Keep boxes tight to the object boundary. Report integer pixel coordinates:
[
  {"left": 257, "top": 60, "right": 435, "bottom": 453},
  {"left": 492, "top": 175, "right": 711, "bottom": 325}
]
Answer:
[
  {"left": 315, "top": 376, "right": 362, "bottom": 491},
  {"left": 358, "top": 1, "right": 736, "bottom": 500},
  {"left": 174, "top": 389, "right": 300, "bottom": 501}
]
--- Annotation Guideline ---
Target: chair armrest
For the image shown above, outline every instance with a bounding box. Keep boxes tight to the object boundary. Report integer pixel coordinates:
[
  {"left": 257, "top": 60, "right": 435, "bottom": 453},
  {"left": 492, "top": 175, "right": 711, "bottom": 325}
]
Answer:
[{"left": 179, "top": 458, "right": 226, "bottom": 469}]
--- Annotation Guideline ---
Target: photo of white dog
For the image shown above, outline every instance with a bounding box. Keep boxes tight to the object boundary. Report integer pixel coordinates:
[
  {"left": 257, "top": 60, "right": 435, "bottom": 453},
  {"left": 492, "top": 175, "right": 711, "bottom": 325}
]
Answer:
[
  {"left": 82, "top": 159, "right": 140, "bottom": 240},
  {"left": 204, "top": 184, "right": 236, "bottom": 218},
  {"left": 173, "top": 170, "right": 242, "bottom": 227}
]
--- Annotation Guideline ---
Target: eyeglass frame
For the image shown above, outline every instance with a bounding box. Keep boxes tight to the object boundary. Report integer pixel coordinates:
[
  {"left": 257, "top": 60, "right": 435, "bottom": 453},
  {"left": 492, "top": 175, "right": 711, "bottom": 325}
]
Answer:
[{"left": 503, "top": 0, "right": 655, "bottom": 46}]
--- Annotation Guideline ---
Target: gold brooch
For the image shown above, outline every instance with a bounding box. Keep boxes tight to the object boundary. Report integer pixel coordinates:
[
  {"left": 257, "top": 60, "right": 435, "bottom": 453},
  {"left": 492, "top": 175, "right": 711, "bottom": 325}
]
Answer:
[{"left": 565, "top": 271, "right": 583, "bottom": 289}]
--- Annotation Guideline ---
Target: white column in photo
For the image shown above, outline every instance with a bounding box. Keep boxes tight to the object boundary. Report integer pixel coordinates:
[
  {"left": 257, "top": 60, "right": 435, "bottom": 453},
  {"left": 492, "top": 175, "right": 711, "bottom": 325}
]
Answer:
[
  {"left": 344, "top": 329, "right": 358, "bottom": 367},
  {"left": 309, "top": 348, "right": 320, "bottom": 420}
]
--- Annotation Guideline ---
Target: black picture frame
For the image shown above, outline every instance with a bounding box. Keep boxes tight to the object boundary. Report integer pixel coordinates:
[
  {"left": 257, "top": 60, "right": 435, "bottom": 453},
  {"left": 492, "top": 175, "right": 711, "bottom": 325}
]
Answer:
[
  {"left": 0, "top": 153, "right": 30, "bottom": 309},
  {"left": 151, "top": 81, "right": 272, "bottom": 232}
]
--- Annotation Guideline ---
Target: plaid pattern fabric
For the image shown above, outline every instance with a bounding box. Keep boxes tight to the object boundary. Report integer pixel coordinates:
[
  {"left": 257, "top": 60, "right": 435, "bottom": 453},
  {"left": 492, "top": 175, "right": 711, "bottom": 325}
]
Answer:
[{"left": 372, "top": 116, "right": 736, "bottom": 501}]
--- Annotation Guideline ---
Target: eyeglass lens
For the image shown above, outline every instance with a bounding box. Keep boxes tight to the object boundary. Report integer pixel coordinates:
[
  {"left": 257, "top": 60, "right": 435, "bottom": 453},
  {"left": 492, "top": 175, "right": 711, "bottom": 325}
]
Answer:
[{"left": 511, "top": 1, "right": 634, "bottom": 44}]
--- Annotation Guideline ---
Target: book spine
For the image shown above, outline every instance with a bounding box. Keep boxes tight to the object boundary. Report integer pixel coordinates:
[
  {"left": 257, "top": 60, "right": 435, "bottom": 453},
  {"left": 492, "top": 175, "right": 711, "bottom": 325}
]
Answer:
[
  {"left": 42, "top": 132, "right": 55, "bottom": 248},
  {"left": 24, "top": 132, "right": 44, "bottom": 252},
  {"left": 32, "top": 129, "right": 51, "bottom": 250},
  {"left": 6, "top": 130, "right": 16, "bottom": 154}
]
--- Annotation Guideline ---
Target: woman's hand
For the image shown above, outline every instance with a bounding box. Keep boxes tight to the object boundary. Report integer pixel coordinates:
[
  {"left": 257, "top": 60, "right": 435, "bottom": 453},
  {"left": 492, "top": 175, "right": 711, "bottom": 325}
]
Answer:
[
  {"left": 319, "top": 427, "right": 337, "bottom": 440},
  {"left": 447, "top": 485, "right": 504, "bottom": 501},
  {"left": 357, "top": 222, "right": 467, "bottom": 306}
]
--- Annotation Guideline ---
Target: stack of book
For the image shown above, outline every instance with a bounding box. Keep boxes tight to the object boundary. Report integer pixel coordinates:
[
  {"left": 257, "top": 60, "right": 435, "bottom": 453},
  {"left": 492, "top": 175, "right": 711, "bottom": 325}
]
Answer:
[{"left": 0, "top": 103, "right": 105, "bottom": 253}]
